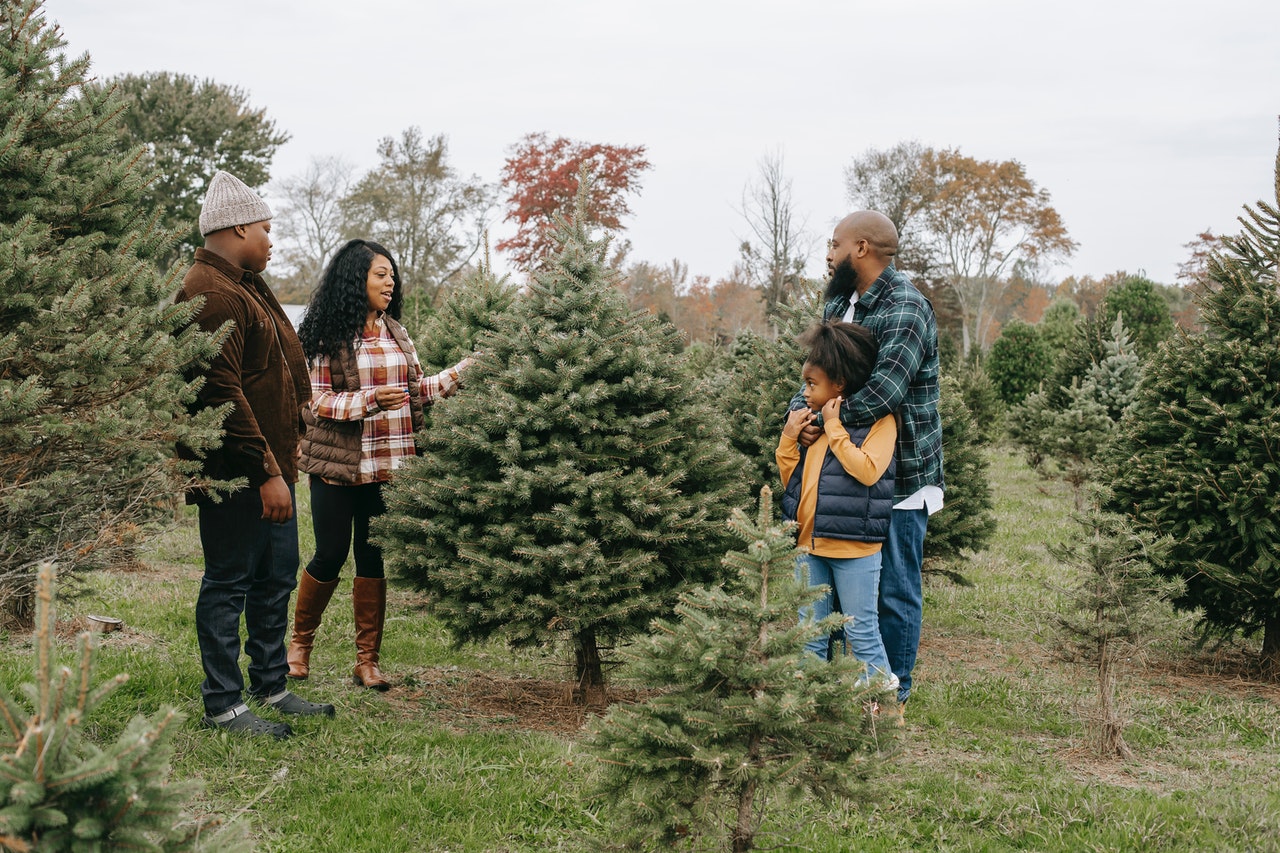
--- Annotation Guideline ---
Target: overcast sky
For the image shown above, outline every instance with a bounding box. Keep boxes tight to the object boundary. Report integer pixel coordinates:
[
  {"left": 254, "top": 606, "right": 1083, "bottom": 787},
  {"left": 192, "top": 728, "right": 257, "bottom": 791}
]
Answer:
[{"left": 48, "top": 0, "right": 1280, "bottom": 287}]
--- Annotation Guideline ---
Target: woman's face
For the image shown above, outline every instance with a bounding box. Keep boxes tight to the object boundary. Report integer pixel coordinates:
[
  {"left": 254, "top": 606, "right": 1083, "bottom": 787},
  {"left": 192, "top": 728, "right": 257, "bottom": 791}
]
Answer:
[{"left": 365, "top": 254, "right": 396, "bottom": 314}]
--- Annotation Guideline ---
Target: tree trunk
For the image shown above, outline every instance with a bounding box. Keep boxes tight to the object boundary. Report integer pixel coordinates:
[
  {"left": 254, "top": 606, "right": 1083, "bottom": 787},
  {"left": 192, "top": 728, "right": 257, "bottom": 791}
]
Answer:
[
  {"left": 1097, "top": 640, "right": 1131, "bottom": 759},
  {"left": 732, "top": 733, "right": 762, "bottom": 853},
  {"left": 1262, "top": 612, "right": 1280, "bottom": 681},
  {"left": 572, "top": 629, "right": 604, "bottom": 704}
]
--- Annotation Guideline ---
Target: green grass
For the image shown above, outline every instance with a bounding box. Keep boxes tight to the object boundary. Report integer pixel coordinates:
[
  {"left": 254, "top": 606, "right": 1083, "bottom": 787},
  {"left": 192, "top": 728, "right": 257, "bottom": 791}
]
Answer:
[{"left": 4, "top": 446, "right": 1280, "bottom": 851}]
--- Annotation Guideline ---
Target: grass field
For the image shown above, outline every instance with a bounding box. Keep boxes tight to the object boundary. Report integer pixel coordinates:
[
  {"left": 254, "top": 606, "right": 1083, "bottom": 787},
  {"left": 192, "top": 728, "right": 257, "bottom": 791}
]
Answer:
[{"left": 4, "top": 446, "right": 1280, "bottom": 851}]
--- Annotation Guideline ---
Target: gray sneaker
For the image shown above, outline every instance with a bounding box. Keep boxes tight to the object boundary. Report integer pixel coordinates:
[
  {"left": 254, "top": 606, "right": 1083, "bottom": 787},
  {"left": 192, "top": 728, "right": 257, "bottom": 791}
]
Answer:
[
  {"left": 203, "top": 705, "right": 292, "bottom": 740},
  {"left": 259, "top": 690, "right": 336, "bottom": 718}
]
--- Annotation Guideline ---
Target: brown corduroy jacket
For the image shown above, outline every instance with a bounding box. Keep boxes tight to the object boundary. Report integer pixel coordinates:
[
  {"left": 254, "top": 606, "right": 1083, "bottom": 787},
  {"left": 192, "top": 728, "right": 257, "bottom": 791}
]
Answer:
[{"left": 176, "top": 248, "right": 310, "bottom": 496}]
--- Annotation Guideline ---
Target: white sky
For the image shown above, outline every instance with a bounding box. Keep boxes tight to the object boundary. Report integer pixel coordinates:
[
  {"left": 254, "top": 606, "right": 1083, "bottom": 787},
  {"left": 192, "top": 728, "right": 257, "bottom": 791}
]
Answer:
[{"left": 48, "top": 0, "right": 1280, "bottom": 287}]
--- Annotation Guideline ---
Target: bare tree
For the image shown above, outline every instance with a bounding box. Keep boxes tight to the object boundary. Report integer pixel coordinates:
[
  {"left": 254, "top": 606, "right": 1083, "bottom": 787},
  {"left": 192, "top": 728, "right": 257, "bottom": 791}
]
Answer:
[
  {"left": 272, "top": 155, "right": 354, "bottom": 289},
  {"left": 738, "top": 149, "right": 811, "bottom": 321}
]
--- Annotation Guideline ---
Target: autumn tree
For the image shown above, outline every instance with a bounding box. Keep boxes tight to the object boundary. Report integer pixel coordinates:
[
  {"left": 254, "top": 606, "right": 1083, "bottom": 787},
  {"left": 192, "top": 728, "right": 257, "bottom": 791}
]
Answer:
[
  {"left": 89, "top": 71, "right": 289, "bottom": 268},
  {"left": 497, "top": 132, "right": 651, "bottom": 269},
  {"left": 918, "top": 149, "right": 1076, "bottom": 355},
  {"left": 738, "top": 148, "right": 811, "bottom": 319},
  {"left": 342, "top": 127, "right": 494, "bottom": 302},
  {"left": 1055, "top": 274, "right": 1110, "bottom": 319}
]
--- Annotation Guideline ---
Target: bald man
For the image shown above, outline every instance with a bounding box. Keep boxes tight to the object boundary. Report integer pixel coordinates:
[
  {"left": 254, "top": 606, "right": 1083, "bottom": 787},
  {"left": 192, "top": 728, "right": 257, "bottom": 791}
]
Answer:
[{"left": 788, "top": 210, "right": 944, "bottom": 711}]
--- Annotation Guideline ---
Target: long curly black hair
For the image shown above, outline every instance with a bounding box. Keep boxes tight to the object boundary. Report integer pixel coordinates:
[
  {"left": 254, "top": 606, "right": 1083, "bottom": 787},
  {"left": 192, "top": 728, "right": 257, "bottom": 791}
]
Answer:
[{"left": 297, "top": 239, "right": 403, "bottom": 360}]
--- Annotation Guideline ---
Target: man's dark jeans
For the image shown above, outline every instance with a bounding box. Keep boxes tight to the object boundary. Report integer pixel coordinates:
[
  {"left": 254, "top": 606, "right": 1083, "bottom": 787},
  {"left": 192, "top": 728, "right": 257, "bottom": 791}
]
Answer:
[{"left": 195, "top": 484, "right": 298, "bottom": 716}]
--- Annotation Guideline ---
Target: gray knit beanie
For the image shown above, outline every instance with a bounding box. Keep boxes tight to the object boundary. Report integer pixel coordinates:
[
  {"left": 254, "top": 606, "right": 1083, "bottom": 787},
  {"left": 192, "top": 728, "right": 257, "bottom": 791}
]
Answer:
[{"left": 198, "top": 170, "right": 273, "bottom": 236}]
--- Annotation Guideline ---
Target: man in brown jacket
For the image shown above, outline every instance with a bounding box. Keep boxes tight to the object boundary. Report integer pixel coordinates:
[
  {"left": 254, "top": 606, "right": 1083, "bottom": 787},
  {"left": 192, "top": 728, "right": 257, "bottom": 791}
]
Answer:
[{"left": 176, "top": 171, "right": 335, "bottom": 738}]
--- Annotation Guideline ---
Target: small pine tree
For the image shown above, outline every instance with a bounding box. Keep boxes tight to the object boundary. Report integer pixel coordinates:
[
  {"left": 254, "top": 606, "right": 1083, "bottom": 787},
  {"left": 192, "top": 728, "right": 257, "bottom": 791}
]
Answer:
[
  {"left": 1099, "top": 275, "right": 1175, "bottom": 357},
  {"left": 985, "top": 319, "right": 1052, "bottom": 405},
  {"left": 402, "top": 248, "right": 518, "bottom": 372},
  {"left": 1048, "top": 503, "right": 1181, "bottom": 758},
  {"left": 1107, "top": 137, "right": 1280, "bottom": 676},
  {"left": 376, "top": 173, "right": 750, "bottom": 694},
  {"left": 923, "top": 376, "right": 995, "bottom": 576},
  {"left": 584, "top": 490, "right": 895, "bottom": 853},
  {"left": 0, "top": 0, "right": 225, "bottom": 620},
  {"left": 0, "top": 564, "right": 250, "bottom": 851}
]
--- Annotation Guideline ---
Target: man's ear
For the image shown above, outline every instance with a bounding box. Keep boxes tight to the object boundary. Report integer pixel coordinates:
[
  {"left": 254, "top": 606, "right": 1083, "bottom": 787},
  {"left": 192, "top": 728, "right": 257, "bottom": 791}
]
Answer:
[{"left": 232, "top": 223, "right": 247, "bottom": 238}]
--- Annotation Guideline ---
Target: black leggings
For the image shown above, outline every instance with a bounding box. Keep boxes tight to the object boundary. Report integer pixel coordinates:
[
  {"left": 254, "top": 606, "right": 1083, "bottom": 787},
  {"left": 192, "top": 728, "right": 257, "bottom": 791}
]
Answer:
[{"left": 306, "top": 476, "right": 387, "bottom": 582}]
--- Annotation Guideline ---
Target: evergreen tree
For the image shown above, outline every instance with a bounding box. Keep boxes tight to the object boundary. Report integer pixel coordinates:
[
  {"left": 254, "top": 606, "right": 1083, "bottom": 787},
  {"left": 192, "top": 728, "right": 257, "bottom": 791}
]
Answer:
[
  {"left": 401, "top": 250, "right": 517, "bottom": 373},
  {"left": 0, "top": 1, "right": 225, "bottom": 619},
  {"left": 584, "top": 490, "right": 894, "bottom": 853},
  {"left": 1048, "top": 503, "right": 1181, "bottom": 758},
  {"left": 1107, "top": 141, "right": 1280, "bottom": 675},
  {"left": 923, "top": 376, "right": 995, "bottom": 575},
  {"left": 1099, "top": 274, "right": 1175, "bottom": 357},
  {"left": 714, "top": 282, "right": 819, "bottom": 505},
  {"left": 0, "top": 564, "right": 250, "bottom": 850},
  {"left": 1037, "top": 296, "right": 1082, "bottom": 370},
  {"left": 985, "top": 319, "right": 1051, "bottom": 405},
  {"left": 376, "top": 174, "right": 750, "bottom": 692}
]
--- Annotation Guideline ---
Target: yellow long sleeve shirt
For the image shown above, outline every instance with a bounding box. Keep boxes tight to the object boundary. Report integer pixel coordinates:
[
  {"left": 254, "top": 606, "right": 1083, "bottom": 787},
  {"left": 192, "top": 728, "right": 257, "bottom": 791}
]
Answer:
[{"left": 776, "top": 413, "right": 897, "bottom": 558}]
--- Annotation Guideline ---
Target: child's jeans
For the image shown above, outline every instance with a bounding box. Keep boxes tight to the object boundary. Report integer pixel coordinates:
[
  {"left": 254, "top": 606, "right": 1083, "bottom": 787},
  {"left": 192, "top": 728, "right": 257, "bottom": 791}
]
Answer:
[{"left": 796, "top": 551, "right": 894, "bottom": 683}]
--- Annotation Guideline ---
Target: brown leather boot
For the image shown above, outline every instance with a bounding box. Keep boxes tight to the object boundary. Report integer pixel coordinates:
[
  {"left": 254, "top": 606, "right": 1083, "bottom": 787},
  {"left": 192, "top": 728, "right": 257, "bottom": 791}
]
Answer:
[
  {"left": 287, "top": 571, "right": 339, "bottom": 679},
  {"left": 352, "top": 576, "right": 390, "bottom": 690}
]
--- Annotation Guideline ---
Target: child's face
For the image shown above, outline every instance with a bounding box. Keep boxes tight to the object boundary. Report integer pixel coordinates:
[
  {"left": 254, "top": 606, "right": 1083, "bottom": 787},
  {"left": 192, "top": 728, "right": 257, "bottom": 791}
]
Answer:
[{"left": 801, "top": 362, "right": 843, "bottom": 411}]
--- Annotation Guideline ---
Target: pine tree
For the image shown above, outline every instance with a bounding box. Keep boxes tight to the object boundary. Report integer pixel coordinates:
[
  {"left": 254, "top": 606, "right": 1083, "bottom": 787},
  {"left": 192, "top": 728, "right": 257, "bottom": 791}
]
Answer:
[
  {"left": 402, "top": 249, "right": 518, "bottom": 374},
  {"left": 0, "top": 1, "right": 225, "bottom": 620},
  {"left": 1107, "top": 137, "right": 1280, "bottom": 676},
  {"left": 376, "top": 173, "right": 750, "bottom": 693},
  {"left": 583, "top": 490, "right": 895, "bottom": 853},
  {"left": 1048, "top": 503, "right": 1181, "bottom": 758},
  {"left": 985, "top": 319, "right": 1052, "bottom": 405},
  {"left": 0, "top": 563, "right": 250, "bottom": 851},
  {"left": 923, "top": 375, "right": 995, "bottom": 576}
]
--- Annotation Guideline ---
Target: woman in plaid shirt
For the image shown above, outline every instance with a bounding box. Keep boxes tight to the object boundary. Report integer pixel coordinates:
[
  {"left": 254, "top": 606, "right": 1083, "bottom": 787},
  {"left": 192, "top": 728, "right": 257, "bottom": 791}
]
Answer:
[{"left": 288, "top": 239, "right": 474, "bottom": 690}]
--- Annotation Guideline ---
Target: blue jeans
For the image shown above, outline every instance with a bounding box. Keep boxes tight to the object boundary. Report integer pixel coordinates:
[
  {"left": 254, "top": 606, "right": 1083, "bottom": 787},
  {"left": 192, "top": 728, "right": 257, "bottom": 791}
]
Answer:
[
  {"left": 195, "top": 485, "right": 299, "bottom": 716},
  {"left": 796, "top": 551, "right": 892, "bottom": 681},
  {"left": 881, "top": 508, "right": 927, "bottom": 703}
]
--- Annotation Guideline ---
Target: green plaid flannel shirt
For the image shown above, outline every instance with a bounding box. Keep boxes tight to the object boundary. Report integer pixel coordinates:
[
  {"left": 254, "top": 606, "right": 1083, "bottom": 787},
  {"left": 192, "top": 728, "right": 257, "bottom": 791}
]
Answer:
[{"left": 788, "top": 265, "right": 944, "bottom": 500}]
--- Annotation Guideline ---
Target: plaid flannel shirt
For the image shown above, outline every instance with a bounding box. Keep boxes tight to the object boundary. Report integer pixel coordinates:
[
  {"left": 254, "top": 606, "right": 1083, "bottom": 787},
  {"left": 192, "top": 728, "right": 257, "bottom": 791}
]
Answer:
[
  {"left": 309, "top": 318, "right": 455, "bottom": 485},
  {"left": 789, "top": 265, "right": 944, "bottom": 499}
]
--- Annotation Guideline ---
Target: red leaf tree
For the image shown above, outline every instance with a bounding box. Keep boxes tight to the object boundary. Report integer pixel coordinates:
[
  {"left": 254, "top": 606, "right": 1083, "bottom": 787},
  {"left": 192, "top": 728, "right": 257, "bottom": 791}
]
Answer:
[{"left": 497, "top": 132, "right": 651, "bottom": 269}]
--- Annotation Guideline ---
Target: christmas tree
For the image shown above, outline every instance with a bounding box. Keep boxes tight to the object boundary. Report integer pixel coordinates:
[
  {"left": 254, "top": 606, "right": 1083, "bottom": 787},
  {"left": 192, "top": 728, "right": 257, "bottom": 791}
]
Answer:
[
  {"left": 0, "top": 0, "right": 225, "bottom": 619},
  {"left": 923, "top": 375, "right": 995, "bottom": 574},
  {"left": 377, "top": 173, "right": 750, "bottom": 692},
  {"left": 1048, "top": 502, "right": 1180, "bottom": 758},
  {"left": 1107, "top": 133, "right": 1280, "bottom": 675},
  {"left": 584, "top": 490, "right": 895, "bottom": 853},
  {"left": 0, "top": 564, "right": 249, "bottom": 850},
  {"left": 402, "top": 248, "right": 518, "bottom": 376}
]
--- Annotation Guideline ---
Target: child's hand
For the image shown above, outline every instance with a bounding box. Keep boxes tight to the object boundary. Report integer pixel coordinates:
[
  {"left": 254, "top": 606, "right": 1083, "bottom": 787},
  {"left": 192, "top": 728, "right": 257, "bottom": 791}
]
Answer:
[
  {"left": 783, "top": 407, "right": 815, "bottom": 439},
  {"left": 821, "top": 395, "right": 842, "bottom": 424}
]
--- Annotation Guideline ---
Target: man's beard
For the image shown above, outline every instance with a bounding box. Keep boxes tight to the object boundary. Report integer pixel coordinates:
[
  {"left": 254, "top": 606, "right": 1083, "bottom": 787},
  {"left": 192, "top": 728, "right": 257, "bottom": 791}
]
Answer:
[{"left": 824, "top": 257, "right": 858, "bottom": 302}]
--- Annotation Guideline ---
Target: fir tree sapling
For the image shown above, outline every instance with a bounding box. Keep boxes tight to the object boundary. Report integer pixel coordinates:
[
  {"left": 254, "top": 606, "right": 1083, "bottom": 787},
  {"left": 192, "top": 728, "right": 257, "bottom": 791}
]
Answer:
[
  {"left": 1048, "top": 503, "right": 1182, "bottom": 758},
  {"left": 0, "top": 564, "right": 250, "bottom": 851},
  {"left": 0, "top": 0, "right": 226, "bottom": 621},
  {"left": 1107, "top": 136, "right": 1280, "bottom": 675},
  {"left": 376, "top": 171, "right": 750, "bottom": 693},
  {"left": 584, "top": 490, "right": 896, "bottom": 853},
  {"left": 922, "top": 376, "right": 995, "bottom": 577}
]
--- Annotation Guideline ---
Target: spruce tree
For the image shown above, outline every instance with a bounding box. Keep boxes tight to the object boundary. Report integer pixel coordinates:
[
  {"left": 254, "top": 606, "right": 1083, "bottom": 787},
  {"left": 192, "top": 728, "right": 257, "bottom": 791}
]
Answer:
[
  {"left": 0, "top": 564, "right": 250, "bottom": 850},
  {"left": 584, "top": 490, "right": 894, "bottom": 853},
  {"left": 0, "top": 1, "right": 225, "bottom": 619},
  {"left": 1107, "top": 137, "right": 1280, "bottom": 675},
  {"left": 402, "top": 251, "right": 517, "bottom": 374},
  {"left": 376, "top": 176, "right": 750, "bottom": 693},
  {"left": 1048, "top": 503, "right": 1181, "bottom": 758},
  {"left": 923, "top": 375, "right": 995, "bottom": 574}
]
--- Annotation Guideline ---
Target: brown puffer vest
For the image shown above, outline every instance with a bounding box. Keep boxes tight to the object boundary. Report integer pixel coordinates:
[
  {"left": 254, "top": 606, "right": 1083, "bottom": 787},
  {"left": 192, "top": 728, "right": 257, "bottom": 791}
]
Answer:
[{"left": 298, "top": 316, "right": 426, "bottom": 484}]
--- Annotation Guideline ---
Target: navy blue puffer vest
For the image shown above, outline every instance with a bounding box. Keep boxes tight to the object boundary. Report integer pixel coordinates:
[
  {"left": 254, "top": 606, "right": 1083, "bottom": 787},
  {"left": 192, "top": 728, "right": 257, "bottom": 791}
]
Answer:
[{"left": 781, "top": 421, "right": 896, "bottom": 545}]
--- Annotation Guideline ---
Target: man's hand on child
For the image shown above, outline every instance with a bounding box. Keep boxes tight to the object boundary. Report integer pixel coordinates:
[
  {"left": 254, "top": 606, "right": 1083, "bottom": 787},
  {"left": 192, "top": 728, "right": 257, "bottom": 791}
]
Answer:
[{"left": 784, "top": 407, "right": 815, "bottom": 439}]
